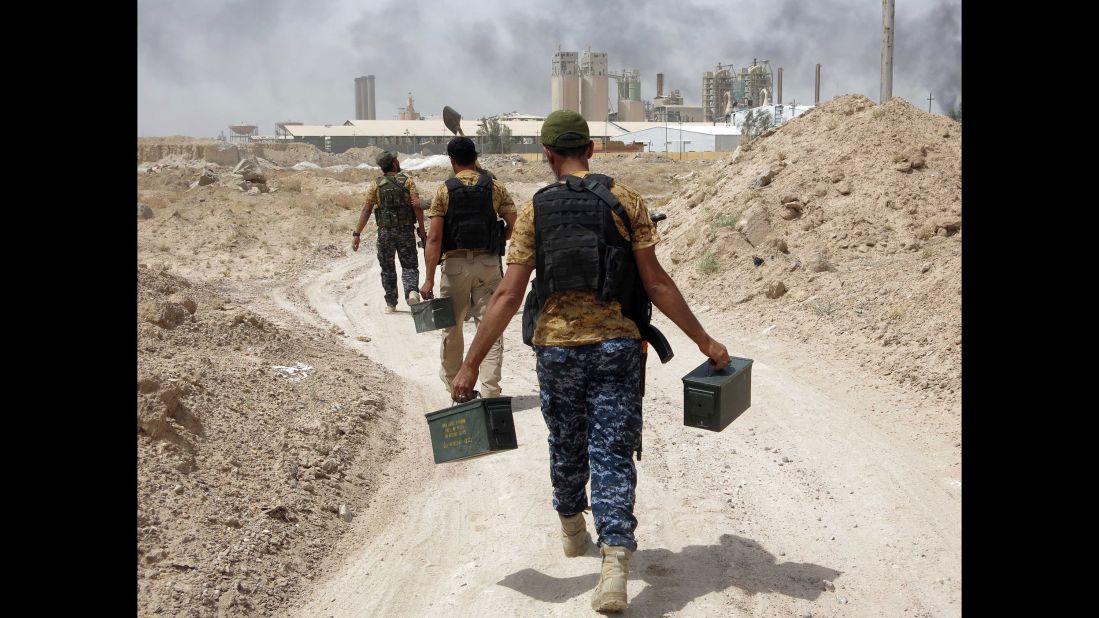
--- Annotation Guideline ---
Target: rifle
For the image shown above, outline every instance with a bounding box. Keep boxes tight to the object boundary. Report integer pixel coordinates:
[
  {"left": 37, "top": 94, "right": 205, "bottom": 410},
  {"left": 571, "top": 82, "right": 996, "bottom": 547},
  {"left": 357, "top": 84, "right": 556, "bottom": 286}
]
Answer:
[{"left": 636, "top": 211, "right": 670, "bottom": 462}]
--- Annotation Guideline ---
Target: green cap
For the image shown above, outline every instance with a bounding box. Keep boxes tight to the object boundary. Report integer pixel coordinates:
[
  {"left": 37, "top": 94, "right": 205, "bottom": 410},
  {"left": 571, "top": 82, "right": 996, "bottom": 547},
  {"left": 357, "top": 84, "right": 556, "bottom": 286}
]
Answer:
[
  {"left": 376, "top": 150, "right": 398, "bottom": 169},
  {"left": 541, "top": 110, "right": 591, "bottom": 148}
]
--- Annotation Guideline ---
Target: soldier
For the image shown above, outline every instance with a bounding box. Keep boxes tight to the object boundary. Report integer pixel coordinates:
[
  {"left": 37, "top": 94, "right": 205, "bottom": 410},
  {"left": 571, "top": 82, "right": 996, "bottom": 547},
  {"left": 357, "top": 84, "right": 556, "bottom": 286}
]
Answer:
[
  {"left": 420, "top": 137, "right": 517, "bottom": 397},
  {"left": 450, "top": 110, "right": 730, "bottom": 612},
  {"left": 352, "top": 151, "right": 427, "bottom": 312}
]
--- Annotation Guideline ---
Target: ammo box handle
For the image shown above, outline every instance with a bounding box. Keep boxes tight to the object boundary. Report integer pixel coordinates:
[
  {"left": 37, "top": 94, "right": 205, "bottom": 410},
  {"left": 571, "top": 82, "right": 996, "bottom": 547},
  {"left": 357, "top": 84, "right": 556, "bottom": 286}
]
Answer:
[{"left": 707, "top": 361, "right": 733, "bottom": 377}]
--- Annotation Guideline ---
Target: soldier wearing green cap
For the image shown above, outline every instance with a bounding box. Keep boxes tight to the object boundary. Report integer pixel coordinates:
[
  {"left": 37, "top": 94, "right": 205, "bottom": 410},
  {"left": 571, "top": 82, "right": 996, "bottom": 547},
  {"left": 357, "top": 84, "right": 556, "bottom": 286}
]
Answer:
[
  {"left": 450, "top": 109, "right": 730, "bottom": 612},
  {"left": 352, "top": 151, "right": 427, "bottom": 313}
]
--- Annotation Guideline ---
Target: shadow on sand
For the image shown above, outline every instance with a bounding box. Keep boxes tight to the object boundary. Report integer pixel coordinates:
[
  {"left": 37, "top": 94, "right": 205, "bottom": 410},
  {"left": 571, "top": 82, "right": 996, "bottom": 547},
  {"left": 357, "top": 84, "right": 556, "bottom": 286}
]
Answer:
[
  {"left": 497, "top": 533, "right": 842, "bottom": 615},
  {"left": 508, "top": 394, "right": 542, "bottom": 413}
]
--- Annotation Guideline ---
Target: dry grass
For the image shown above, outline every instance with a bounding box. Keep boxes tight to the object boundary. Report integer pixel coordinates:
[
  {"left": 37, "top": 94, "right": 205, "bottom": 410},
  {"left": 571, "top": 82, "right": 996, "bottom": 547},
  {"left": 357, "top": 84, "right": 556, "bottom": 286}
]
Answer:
[
  {"left": 696, "top": 251, "right": 720, "bottom": 275},
  {"left": 712, "top": 213, "right": 740, "bottom": 229},
  {"left": 280, "top": 177, "right": 303, "bottom": 193},
  {"left": 329, "top": 194, "right": 362, "bottom": 211},
  {"left": 808, "top": 298, "right": 836, "bottom": 317},
  {"left": 314, "top": 169, "right": 370, "bottom": 183}
]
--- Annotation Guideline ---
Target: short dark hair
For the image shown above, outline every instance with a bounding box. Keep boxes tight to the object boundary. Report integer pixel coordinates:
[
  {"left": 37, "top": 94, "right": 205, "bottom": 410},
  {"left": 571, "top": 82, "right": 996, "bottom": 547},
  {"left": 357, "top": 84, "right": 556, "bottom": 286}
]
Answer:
[
  {"left": 547, "top": 143, "right": 590, "bottom": 160},
  {"left": 447, "top": 137, "right": 478, "bottom": 166},
  {"left": 382, "top": 159, "right": 398, "bottom": 173}
]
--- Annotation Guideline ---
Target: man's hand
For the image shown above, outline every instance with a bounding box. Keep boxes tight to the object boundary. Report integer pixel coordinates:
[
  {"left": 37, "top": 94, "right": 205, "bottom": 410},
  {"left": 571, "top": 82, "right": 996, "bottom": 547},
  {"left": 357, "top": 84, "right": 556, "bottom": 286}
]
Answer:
[
  {"left": 417, "top": 226, "right": 427, "bottom": 247},
  {"left": 451, "top": 364, "right": 478, "bottom": 402},
  {"left": 698, "top": 336, "right": 731, "bottom": 370},
  {"left": 352, "top": 236, "right": 361, "bottom": 252},
  {"left": 419, "top": 278, "right": 434, "bottom": 300}
]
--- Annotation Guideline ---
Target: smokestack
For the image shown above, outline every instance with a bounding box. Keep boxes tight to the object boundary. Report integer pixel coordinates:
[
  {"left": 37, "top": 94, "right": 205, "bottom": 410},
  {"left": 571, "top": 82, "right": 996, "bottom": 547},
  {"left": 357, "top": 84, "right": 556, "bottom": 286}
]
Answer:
[
  {"left": 366, "top": 74, "right": 376, "bottom": 120},
  {"left": 880, "top": 0, "right": 895, "bottom": 103},
  {"left": 354, "top": 77, "right": 363, "bottom": 120},
  {"left": 777, "top": 68, "right": 783, "bottom": 105},
  {"left": 815, "top": 64, "right": 821, "bottom": 105},
  {"left": 657, "top": 72, "right": 664, "bottom": 98}
]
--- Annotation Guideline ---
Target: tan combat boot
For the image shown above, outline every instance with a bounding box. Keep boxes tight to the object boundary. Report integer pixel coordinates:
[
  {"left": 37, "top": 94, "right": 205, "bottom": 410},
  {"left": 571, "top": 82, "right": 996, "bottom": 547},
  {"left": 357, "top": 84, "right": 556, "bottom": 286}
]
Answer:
[
  {"left": 559, "top": 513, "right": 590, "bottom": 557},
  {"left": 591, "top": 544, "right": 632, "bottom": 612}
]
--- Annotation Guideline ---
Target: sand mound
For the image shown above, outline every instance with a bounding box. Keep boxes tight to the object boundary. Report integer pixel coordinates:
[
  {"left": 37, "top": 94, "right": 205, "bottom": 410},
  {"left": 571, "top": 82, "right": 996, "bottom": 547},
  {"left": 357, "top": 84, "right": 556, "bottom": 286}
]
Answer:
[
  {"left": 655, "top": 94, "right": 961, "bottom": 399},
  {"left": 137, "top": 266, "right": 405, "bottom": 616}
]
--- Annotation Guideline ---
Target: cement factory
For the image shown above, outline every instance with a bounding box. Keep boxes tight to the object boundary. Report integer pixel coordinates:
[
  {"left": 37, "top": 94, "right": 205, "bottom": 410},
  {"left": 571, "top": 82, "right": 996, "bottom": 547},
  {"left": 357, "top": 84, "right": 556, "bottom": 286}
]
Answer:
[{"left": 230, "top": 49, "right": 821, "bottom": 155}]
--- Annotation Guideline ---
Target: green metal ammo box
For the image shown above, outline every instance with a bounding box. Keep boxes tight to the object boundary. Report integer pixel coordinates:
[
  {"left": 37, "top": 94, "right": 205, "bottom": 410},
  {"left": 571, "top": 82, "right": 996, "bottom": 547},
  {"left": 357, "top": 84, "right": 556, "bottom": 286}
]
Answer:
[
  {"left": 425, "top": 397, "right": 518, "bottom": 464},
  {"left": 410, "top": 297, "right": 457, "bottom": 333},
  {"left": 682, "top": 357, "right": 753, "bottom": 432}
]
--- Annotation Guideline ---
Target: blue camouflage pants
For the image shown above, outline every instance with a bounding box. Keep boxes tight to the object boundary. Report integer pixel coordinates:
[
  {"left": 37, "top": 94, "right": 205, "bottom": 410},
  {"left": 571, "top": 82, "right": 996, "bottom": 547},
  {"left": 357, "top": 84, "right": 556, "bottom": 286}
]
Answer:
[{"left": 535, "top": 337, "right": 642, "bottom": 551}]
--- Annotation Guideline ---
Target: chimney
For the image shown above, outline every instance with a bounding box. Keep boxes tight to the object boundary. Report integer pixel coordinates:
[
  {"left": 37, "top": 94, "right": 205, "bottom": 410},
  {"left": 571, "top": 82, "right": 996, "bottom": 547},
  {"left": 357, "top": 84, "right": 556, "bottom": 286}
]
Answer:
[
  {"left": 881, "top": 0, "right": 895, "bottom": 103},
  {"left": 656, "top": 72, "right": 664, "bottom": 98},
  {"left": 777, "top": 68, "right": 783, "bottom": 105},
  {"left": 815, "top": 64, "right": 821, "bottom": 105}
]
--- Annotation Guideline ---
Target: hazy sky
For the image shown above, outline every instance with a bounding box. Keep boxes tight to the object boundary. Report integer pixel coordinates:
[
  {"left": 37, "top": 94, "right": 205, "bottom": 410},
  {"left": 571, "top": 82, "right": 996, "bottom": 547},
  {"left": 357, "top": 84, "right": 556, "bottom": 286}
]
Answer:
[{"left": 138, "top": 0, "right": 961, "bottom": 137}]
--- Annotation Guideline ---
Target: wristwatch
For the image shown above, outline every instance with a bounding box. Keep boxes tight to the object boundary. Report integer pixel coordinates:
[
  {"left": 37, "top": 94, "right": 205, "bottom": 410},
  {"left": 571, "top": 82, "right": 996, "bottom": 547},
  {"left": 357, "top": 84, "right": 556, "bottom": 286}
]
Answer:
[{"left": 352, "top": 231, "right": 361, "bottom": 237}]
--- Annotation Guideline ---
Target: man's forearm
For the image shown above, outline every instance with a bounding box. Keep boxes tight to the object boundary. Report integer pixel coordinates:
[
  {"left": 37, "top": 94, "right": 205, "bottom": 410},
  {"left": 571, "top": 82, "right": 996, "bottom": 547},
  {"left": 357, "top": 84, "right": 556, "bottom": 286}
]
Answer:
[
  {"left": 424, "top": 216, "right": 445, "bottom": 281},
  {"left": 414, "top": 200, "right": 425, "bottom": 228},
  {"left": 424, "top": 240, "right": 441, "bottom": 280},
  {"left": 356, "top": 207, "right": 372, "bottom": 233}
]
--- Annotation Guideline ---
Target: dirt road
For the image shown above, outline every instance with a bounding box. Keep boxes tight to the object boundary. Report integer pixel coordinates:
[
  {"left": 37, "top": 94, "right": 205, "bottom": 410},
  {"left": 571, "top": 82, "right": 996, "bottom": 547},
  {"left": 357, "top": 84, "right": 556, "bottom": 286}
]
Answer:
[{"left": 225, "top": 245, "right": 963, "bottom": 617}]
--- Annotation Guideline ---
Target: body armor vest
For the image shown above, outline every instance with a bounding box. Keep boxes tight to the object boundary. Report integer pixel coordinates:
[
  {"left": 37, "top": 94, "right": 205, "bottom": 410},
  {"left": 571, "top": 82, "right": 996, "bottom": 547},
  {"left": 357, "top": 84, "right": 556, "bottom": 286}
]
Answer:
[
  {"left": 375, "top": 174, "right": 416, "bottom": 227},
  {"left": 530, "top": 174, "right": 643, "bottom": 321},
  {"left": 523, "top": 173, "right": 674, "bottom": 465},
  {"left": 442, "top": 172, "right": 498, "bottom": 252}
]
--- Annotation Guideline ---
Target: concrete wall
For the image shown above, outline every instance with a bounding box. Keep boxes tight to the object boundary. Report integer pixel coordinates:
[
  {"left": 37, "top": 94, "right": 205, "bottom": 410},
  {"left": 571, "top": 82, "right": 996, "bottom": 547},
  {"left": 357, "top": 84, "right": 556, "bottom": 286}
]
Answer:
[{"left": 715, "top": 134, "right": 740, "bottom": 152}]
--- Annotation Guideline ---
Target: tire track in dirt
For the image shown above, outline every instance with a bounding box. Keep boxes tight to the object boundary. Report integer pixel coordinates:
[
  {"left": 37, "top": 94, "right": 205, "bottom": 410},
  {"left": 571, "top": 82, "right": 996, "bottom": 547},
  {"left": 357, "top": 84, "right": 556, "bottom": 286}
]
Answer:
[{"left": 252, "top": 247, "right": 960, "bottom": 617}]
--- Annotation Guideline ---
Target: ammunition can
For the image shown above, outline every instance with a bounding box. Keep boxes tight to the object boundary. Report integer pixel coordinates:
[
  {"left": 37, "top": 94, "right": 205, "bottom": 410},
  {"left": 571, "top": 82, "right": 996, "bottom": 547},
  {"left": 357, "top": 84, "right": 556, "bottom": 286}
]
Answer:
[
  {"left": 410, "top": 296, "right": 457, "bottom": 333},
  {"left": 681, "top": 357, "right": 753, "bottom": 432},
  {"left": 425, "top": 397, "right": 518, "bottom": 464}
]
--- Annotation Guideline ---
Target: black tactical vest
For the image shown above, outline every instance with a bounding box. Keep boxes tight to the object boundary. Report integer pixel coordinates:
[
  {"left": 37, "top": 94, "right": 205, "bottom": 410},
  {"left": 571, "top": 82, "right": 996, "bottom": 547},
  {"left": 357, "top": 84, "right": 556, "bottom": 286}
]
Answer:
[
  {"left": 442, "top": 172, "right": 497, "bottom": 252},
  {"left": 375, "top": 174, "right": 416, "bottom": 227},
  {"left": 529, "top": 174, "right": 645, "bottom": 325}
]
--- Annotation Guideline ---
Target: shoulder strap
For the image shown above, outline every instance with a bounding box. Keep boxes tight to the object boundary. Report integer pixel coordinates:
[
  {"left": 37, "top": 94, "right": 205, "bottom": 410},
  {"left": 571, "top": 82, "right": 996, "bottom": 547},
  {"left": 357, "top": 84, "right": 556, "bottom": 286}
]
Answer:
[
  {"left": 564, "top": 175, "right": 633, "bottom": 239},
  {"left": 475, "top": 172, "right": 493, "bottom": 189},
  {"left": 444, "top": 177, "right": 464, "bottom": 192}
]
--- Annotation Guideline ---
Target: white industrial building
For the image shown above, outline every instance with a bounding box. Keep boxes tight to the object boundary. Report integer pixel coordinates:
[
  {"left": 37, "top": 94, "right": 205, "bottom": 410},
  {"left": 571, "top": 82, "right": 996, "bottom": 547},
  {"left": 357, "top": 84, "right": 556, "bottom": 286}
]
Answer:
[
  {"left": 608, "top": 124, "right": 742, "bottom": 153},
  {"left": 261, "top": 103, "right": 814, "bottom": 155}
]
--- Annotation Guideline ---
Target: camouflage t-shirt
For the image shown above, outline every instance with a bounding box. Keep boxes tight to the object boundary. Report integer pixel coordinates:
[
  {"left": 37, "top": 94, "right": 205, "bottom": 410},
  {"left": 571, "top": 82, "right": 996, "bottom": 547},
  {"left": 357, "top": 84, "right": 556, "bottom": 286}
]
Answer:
[
  {"left": 364, "top": 173, "right": 419, "bottom": 208},
  {"left": 429, "top": 169, "right": 517, "bottom": 257},
  {"left": 506, "top": 170, "right": 661, "bottom": 347}
]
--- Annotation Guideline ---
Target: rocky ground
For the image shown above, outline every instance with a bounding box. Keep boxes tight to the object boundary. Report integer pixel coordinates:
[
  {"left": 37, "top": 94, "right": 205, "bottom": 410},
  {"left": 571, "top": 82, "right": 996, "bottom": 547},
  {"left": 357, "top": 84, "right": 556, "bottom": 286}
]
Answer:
[{"left": 136, "top": 98, "right": 960, "bottom": 616}]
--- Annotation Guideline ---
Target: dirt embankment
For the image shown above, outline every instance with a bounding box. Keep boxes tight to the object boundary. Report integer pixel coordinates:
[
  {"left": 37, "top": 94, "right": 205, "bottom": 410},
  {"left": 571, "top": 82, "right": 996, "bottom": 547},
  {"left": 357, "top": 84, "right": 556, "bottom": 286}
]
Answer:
[
  {"left": 137, "top": 266, "right": 409, "bottom": 616},
  {"left": 655, "top": 95, "right": 961, "bottom": 403}
]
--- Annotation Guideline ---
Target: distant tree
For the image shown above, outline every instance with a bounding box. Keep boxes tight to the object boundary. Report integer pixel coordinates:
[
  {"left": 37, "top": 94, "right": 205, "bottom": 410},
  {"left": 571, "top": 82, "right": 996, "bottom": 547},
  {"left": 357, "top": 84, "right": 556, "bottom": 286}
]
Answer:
[
  {"left": 477, "top": 117, "right": 512, "bottom": 154},
  {"left": 947, "top": 102, "right": 962, "bottom": 122},
  {"left": 739, "top": 109, "right": 775, "bottom": 146}
]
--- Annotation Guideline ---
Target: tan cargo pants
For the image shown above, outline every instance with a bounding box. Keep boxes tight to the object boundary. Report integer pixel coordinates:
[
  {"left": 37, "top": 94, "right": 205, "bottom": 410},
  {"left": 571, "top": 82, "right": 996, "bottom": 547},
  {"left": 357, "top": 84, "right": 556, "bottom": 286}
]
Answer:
[{"left": 438, "top": 250, "right": 505, "bottom": 397}]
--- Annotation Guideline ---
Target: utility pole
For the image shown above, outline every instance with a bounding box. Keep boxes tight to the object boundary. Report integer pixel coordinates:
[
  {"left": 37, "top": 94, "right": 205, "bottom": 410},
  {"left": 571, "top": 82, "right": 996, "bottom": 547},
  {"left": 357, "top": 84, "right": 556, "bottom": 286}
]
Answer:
[
  {"left": 881, "top": 0, "right": 895, "bottom": 103},
  {"left": 927, "top": 91, "right": 934, "bottom": 113}
]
